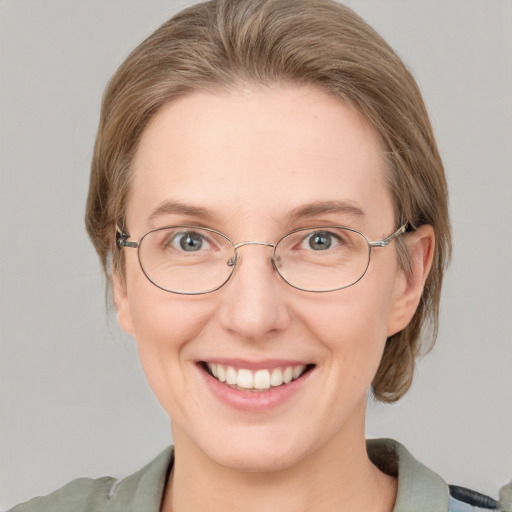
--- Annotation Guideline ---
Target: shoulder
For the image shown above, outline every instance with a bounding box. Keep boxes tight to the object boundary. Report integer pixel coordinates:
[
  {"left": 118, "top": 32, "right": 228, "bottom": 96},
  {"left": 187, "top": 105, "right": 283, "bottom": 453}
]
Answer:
[
  {"left": 7, "top": 446, "right": 174, "bottom": 512},
  {"left": 367, "top": 438, "right": 505, "bottom": 512},
  {"left": 7, "top": 476, "right": 116, "bottom": 512}
]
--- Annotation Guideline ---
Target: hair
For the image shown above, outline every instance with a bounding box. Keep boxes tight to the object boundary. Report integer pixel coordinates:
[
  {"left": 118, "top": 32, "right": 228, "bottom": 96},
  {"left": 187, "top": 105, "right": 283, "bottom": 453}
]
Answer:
[{"left": 85, "top": 0, "right": 451, "bottom": 402}]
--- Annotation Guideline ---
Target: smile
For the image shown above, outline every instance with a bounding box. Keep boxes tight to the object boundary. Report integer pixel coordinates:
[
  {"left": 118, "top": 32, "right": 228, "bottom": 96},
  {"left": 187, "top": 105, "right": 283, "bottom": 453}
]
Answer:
[{"left": 203, "top": 362, "right": 313, "bottom": 391}]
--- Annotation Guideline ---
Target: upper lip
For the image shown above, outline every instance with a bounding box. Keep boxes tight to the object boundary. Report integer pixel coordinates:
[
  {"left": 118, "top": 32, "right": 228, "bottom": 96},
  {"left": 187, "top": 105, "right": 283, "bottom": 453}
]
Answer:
[{"left": 197, "top": 358, "right": 313, "bottom": 370}]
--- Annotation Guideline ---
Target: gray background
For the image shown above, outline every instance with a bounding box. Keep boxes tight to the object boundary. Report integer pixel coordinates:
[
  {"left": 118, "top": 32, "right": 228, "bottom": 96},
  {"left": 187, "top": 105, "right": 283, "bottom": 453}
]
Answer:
[{"left": 1, "top": 0, "right": 511, "bottom": 508}]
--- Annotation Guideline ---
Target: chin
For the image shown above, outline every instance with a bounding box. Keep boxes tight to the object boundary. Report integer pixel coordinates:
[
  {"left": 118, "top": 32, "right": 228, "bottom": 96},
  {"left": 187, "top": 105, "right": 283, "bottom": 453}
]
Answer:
[
  {"left": 210, "top": 445, "right": 305, "bottom": 474},
  {"left": 190, "top": 424, "right": 317, "bottom": 474}
]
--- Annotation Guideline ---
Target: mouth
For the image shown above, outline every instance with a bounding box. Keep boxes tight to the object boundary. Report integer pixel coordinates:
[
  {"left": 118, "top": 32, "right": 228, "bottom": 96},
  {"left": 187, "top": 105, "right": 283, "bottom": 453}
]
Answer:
[{"left": 199, "top": 361, "right": 315, "bottom": 391}]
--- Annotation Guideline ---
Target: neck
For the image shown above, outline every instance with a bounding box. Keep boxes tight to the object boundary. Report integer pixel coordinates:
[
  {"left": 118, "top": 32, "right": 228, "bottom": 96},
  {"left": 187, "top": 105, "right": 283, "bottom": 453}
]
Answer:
[{"left": 162, "top": 424, "right": 397, "bottom": 512}]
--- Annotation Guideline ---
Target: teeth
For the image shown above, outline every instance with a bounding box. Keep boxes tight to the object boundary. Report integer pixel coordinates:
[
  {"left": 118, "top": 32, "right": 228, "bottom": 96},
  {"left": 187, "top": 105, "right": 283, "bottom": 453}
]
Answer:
[
  {"left": 206, "top": 363, "right": 308, "bottom": 390},
  {"left": 270, "top": 368, "right": 283, "bottom": 386},
  {"left": 254, "top": 370, "right": 270, "bottom": 390},
  {"left": 292, "top": 366, "right": 305, "bottom": 379},
  {"left": 226, "top": 366, "right": 237, "bottom": 385},
  {"left": 237, "top": 369, "right": 253, "bottom": 389}
]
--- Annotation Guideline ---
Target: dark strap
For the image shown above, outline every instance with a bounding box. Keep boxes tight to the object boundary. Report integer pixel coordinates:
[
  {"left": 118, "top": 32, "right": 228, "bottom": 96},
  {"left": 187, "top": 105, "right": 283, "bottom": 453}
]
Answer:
[{"left": 449, "top": 485, "right": 498, "bottom": 509}]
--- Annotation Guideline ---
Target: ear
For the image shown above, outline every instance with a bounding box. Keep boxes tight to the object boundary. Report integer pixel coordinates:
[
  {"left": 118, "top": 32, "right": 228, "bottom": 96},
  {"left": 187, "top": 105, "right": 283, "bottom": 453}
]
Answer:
[
  {"left": 387, "top": 224, "right": 435, "bottom": 337},
  {"left": 112, "top": 272, "right": 135, "bottom": 335}
]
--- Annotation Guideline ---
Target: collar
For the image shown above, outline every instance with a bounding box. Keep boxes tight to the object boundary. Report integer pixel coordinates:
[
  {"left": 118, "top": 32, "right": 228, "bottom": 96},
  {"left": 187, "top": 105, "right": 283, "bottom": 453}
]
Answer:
[{"left": 368, "top": 438, "right": 449, "bottom": 512}]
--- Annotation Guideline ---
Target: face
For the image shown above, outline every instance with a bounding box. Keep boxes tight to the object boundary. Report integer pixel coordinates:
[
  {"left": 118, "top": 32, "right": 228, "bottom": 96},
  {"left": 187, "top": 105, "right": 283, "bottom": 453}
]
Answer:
[{"left": 115, "top": 85, "right": 416, "bottom": 472}]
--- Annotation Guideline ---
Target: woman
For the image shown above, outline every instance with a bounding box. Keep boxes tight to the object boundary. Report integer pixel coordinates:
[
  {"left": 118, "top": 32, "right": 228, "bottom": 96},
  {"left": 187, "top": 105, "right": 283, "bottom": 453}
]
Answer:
[{"left": 7, "top": 0, "right": 509, "bottom": 511}]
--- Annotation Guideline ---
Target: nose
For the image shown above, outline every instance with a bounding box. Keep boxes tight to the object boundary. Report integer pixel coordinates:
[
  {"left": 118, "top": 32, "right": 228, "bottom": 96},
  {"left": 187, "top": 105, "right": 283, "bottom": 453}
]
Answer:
[{"left": 217, "top": 243, "right": 291, "bottom": 342}]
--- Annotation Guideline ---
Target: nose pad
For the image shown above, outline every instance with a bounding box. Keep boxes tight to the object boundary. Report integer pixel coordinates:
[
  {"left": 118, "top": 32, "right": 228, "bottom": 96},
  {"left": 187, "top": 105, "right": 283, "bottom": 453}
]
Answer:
[
  {"left": 272, "top": 253, "right": 282, "bottom": 270},
  {"left": 227, "top": 253, "right": 238, "bottom": 267}
]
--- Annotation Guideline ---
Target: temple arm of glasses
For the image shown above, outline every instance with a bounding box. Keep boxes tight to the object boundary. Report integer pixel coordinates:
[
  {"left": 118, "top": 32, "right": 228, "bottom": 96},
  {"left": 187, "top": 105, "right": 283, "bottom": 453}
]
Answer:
[
  {"left": 115, "top": 225, "right": 139, "bottom": 248},
  {"left": 368, "top": 224, "right": 407, "bottom": 248}
]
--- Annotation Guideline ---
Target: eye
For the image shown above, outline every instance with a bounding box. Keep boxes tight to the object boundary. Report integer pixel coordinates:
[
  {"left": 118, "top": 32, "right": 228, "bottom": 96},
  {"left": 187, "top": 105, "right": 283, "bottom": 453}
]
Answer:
[
  {"left": 167, "top": 230, "right": 212, "bottom": 252},
  {"left": 303, "top": 230, "right": 342, "bottom": 251}
]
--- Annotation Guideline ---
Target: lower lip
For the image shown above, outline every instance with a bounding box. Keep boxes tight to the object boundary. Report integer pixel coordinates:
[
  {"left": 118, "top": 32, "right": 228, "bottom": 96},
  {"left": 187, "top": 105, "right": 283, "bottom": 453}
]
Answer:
[{"left": 198, "top": 365, "right": 314, "bottom": 412}]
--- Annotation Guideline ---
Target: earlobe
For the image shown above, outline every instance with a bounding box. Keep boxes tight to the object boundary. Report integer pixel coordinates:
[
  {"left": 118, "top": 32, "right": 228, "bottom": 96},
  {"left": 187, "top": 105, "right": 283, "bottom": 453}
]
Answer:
[
  {"left": 112, "top": 273, "right": 135, "bottom": 335},
  {"left": 387, "top": 224, "right": 435, "bottom": 337}
]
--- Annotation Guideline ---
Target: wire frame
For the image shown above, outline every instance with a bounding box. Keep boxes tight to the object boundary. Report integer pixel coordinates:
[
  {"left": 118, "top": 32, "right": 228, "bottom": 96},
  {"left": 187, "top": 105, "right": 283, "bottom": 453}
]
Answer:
[{"left": 116, "top": 224, "right": 407, "bottom": 295}]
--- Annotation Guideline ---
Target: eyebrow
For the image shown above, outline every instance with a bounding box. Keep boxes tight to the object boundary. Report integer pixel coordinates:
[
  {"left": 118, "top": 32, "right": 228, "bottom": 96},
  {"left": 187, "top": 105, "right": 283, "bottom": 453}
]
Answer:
[
  {"left": 147, "top": 199, "right": 365, "bottom": 226},
  {"left": 286, "top": 200, "right": 365, "bottom": 223},
  {"left": 148, "top": 200, "right": 215, "bottom": 223}
]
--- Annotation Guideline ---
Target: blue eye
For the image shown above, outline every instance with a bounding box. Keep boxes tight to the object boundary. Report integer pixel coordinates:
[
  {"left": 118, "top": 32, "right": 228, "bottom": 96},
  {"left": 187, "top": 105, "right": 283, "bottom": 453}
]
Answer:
[
  {"left": 180, "top": 232, "right": 203, "bottom": 251},
  {"left": 306, "top": 231, "right": 339, "bottom": 251},
  {"left": 168, "top": 231, "right": 207, "bottom": 252}
]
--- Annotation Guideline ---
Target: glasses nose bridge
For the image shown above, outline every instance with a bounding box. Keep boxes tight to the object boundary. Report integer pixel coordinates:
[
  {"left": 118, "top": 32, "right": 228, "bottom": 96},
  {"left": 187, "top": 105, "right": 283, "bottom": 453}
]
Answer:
[
  {"left": 228, "top": 240, "right": 277, "bottom": 268},
  {"left": 233, "top": 240, "right": 276, "bottom": 250}
]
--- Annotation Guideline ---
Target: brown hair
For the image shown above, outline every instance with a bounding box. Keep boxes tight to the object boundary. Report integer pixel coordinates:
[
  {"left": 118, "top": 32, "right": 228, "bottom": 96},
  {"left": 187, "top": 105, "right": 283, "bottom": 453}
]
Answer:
[{"left": 86, "top": 0, "right": 451, "bottom": 402}]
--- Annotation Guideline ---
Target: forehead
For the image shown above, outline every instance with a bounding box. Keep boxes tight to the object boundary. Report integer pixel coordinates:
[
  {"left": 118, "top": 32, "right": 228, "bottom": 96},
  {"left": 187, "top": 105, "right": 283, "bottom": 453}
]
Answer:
[{"left": 128, "top": 85, "right": 394, "bottom": 235}]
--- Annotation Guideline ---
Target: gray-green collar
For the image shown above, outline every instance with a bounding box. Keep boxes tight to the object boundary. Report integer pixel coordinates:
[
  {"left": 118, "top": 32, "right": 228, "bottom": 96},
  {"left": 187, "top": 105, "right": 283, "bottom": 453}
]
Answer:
[
  {"left": 106, "top": 446, "right": 174, "bottom": 511},
  {"left": 368, "top": 438, "right": 449, "bottom": 512}
]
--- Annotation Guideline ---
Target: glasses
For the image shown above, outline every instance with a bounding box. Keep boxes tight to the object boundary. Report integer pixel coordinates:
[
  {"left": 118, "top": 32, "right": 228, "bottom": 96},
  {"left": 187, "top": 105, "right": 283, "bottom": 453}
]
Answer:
[{"left": 116, "top": 224, "right": 407, "bottom": 295}]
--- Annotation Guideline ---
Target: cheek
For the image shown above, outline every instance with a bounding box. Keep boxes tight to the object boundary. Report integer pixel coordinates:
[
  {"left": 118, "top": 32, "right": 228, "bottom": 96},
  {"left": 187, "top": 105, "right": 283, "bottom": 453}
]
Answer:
[
  {"left": 123, "top": 251, "right": 209, "bottom": 345},
  {"left": 301, "top": 265, "right": 396, "bottom": 371},
  {"left": 128, "top": 288, "right": 211, "bottom": 362},
  {"left": 122, "top": 263, "right": 215, "bottom": 402},
  {"left": 128, "top": 294, "right": 219, "bottom": 422}
]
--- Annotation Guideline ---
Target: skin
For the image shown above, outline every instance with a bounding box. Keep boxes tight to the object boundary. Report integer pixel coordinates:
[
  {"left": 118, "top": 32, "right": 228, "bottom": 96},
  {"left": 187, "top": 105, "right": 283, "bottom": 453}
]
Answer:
[{"left": 114, "top": 85, "right": 434, "bottom": 512}]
